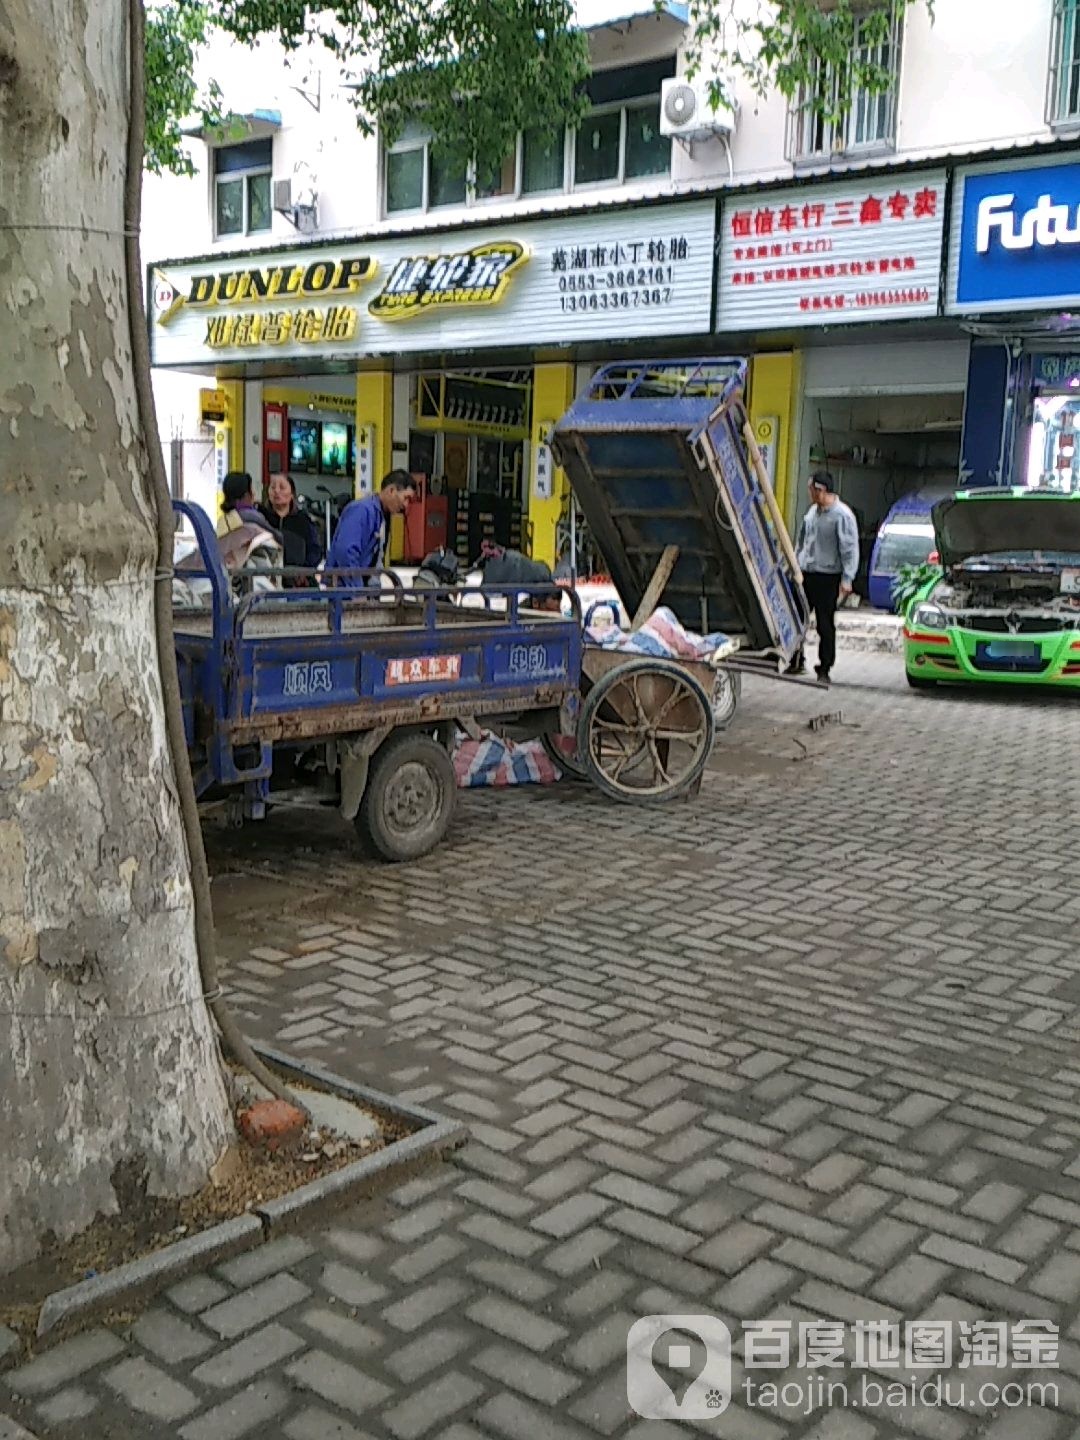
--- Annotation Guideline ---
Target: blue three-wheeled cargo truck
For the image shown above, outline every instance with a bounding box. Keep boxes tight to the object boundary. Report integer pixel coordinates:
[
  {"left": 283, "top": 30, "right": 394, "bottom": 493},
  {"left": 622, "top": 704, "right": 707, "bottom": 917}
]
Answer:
[{"left": 172, "top": 360, "right": 809, "bottom": 860}]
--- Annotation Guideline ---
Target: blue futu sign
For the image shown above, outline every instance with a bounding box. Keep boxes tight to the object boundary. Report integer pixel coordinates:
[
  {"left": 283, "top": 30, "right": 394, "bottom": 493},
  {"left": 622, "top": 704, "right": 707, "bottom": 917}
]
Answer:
[{"left": 952, "top": 158, "right": 1080, "bottom": 313}]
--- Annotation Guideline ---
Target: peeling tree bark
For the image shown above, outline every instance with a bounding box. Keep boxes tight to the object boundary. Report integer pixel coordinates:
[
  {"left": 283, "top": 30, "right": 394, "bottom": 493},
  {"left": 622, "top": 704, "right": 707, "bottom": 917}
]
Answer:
[{"left": 0, "top": 0, "right": 233, "bottom": 1273}]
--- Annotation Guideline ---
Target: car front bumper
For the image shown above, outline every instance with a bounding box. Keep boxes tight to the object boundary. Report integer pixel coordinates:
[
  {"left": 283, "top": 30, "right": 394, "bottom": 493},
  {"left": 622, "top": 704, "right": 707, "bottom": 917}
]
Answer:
[{"left": 903, "top": 624, "right": 1080, "bottom": 686}]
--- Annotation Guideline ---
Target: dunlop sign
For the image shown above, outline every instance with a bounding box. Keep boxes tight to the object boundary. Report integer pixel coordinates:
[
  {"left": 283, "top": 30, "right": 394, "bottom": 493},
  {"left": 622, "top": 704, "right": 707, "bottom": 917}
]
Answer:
[{"left": 149, "top": 200, "right": 718, "bottom": 365}]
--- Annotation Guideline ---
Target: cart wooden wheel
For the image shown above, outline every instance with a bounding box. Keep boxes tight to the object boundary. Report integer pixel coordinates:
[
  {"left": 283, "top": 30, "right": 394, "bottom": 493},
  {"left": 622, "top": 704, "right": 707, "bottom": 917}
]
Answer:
[{"left": 577, "top": 658, "right": 716, "bottom": 803}]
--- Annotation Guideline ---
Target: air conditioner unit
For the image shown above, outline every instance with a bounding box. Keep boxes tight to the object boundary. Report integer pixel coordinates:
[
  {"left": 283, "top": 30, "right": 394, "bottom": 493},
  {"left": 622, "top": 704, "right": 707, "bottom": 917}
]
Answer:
[
  {"left": 273, "top": 175, "right": 319, "bottom": 234},
  {"left": 660, "top": 76, "right": 736, "bottom": 141}
]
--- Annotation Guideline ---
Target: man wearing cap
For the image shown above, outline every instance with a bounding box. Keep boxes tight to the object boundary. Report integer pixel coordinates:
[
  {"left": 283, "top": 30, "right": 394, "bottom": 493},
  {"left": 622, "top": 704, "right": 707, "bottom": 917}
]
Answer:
[{"left": 788, "top": 472, "right": 859, "bottom": 685}]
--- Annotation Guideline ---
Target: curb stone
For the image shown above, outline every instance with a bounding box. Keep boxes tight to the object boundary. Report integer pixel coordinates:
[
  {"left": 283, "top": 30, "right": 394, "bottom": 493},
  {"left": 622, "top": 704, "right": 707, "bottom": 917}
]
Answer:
[{"left": 26, "top": 1048, "right": 465, "bottom": 1345}]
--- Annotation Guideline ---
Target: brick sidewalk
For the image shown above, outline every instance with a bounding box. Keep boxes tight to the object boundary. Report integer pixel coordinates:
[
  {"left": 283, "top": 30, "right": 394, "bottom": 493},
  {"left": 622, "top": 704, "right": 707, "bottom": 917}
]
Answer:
[{"left": 5, "top": 655, "right": 1080, "bottom": 1439}]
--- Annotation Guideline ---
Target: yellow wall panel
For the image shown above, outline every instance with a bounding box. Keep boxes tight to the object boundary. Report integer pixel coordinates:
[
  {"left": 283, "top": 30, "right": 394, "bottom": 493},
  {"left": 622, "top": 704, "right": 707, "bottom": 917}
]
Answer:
[
  {"left": 530, "top": 363, "right": 575, "bottom": 569},
  {"left": 748, "top": 352, "right": 802, "bottom": 529}
]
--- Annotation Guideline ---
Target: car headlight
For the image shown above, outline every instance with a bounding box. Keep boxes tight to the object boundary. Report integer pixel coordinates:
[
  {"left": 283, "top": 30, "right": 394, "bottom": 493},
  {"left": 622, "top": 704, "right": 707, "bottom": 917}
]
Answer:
[{"left": 912, "top": 604, "right": 948, "bottom": 630}]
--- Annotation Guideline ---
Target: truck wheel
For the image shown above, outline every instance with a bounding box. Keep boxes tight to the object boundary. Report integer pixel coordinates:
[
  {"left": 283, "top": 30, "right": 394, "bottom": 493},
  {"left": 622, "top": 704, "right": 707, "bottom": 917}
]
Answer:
[{"left": 355, "top": 733, "right": 456, "bottom": 862}]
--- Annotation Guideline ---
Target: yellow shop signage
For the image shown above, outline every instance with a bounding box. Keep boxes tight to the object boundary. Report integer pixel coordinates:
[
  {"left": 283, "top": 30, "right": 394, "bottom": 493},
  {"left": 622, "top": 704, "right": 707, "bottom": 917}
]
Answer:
[
  {"left": 151, "top": 238, "right": 528, "bottom": 352},
  {"left": 368, "top": 242, "right": 528, "bottom": 320},
  {"left": 153, "top": 256, "right": 377, "bottom": 326}
]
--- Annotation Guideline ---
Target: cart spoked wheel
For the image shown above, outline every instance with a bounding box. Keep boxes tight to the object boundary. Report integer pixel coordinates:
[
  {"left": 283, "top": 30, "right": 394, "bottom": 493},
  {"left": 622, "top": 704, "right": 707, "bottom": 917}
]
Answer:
[
  {"left": 355, "top": 732, "right": 456, "bottom": 862},
  {"left": 577, "top": 658, "right": 716, "bottom": 803},
  {"left": 712, "top": 666, "right": 742, "bottom": 730}
]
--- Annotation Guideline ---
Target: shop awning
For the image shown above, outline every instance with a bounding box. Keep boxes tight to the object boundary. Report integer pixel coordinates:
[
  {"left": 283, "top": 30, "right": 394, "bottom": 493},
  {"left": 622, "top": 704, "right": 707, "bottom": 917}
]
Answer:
[{"left": 181, "top": 109, "right": 282, "bottom": 142}]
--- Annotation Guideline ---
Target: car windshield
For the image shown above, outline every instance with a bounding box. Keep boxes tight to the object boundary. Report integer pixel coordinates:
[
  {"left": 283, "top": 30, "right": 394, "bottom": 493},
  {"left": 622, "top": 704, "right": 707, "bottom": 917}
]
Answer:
[
  {"left": 875, "top": 525, "right": 935, "bottom": 573},
  {"left": 960, "top": 551, "right": 1080, "bottom": 570}
]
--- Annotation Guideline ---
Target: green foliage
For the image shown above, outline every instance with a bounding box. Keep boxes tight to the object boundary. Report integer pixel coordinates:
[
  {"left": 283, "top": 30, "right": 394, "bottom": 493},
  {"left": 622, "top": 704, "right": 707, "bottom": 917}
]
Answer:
[
  {"left": 144, "top": 2, "right": 223, "bottom": 175},
  {"left": 143, "top": 0, "right": 931, "bottom": 178},
  {"left": 686, "top": 1, "right": 932, "bottom": 123},
  {"left": 145, "top": 0, "right": 589, "bottom": 180},
  {"left": 892, "top": 560, "right": 942, "bottom": 616}
]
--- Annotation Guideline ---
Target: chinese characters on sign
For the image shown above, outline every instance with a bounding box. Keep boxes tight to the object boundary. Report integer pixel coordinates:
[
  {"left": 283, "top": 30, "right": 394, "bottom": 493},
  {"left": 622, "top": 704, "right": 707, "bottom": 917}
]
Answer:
[
  {"left": 549, "top": 235, "right": 693, "bottom": 316},
  {"left": 741, "top": 1319, "right": 1059, "bottom": 1371},
  {"left": 385, "top": 655, "right": 463, "bottom": 686},
  {"left": 149, "top": 201, "right": 716, "bottom": 365},
  {"left": 1035, "top": 353, "right": 1080, "bottom": 387},
  {"left": 718, "top": 174, "right": 946, "bottom": 329},
  {"left": 509, "top": 644, "right": 551, "bottom": 676},
  {"left": 369, "top": 242, "right": 527, "bottom": 320},
  {"left": 283, "top": 662, "right": 333, "bottom": 698},
  {"left": 204, "top": 305, "right": 358, "bottom": 351}
]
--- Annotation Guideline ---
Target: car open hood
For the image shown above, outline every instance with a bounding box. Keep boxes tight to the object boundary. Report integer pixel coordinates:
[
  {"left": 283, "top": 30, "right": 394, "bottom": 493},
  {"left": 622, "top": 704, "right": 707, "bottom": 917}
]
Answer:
[{"left": 932, "top": 494, "right": 1080, "bottom": 569}]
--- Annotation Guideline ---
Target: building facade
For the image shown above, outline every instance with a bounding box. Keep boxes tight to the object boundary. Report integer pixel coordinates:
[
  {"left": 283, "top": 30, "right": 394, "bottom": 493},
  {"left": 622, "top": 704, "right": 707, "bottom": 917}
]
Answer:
[{"left": 146, "top": 0, "right": 1080, "bottom": 577}]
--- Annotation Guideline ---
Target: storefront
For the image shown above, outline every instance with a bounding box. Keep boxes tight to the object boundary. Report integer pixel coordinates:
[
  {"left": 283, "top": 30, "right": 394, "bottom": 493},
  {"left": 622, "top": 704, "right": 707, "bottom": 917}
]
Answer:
[
  {"left": 148, "top": 197, "right": 717, "bottom": 567},
  {"left": 947, "top": 150, "right": 1080, "bottom": 491},
  {"left": 716, "top": 169, "right": 961, "bottom": 596}
]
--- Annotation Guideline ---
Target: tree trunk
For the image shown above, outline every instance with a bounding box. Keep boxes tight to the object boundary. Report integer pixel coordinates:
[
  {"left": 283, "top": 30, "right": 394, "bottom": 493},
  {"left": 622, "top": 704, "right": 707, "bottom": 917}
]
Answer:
[{"left": 0, "top": 0, "right": 233, "bottom": 1274}]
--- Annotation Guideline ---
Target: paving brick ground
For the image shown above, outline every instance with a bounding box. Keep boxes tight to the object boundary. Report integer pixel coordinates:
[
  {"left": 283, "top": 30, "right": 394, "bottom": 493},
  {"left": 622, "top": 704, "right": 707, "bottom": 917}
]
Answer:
[{"left": 5, "top": 655, "right": 1080, "bottom": 1439}]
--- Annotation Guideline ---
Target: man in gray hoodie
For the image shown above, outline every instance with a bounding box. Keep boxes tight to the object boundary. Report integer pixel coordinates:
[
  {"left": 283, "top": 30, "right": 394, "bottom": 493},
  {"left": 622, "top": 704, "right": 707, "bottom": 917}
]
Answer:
[{"left": 788, "top": 472, "right": 859, "bottom": 685}]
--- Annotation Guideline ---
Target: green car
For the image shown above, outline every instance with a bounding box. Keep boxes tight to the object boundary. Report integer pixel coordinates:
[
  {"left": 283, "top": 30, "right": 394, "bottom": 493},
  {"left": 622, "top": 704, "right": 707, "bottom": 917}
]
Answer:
[{"left": 903, "top": 488, "right": 1080, "bottom": 690}]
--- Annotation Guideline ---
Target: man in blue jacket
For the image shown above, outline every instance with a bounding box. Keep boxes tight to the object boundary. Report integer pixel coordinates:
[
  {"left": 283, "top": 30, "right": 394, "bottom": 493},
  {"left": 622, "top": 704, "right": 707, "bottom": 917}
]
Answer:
[{"left": 326, "top": 470, "right": 417, "bottom": 585}]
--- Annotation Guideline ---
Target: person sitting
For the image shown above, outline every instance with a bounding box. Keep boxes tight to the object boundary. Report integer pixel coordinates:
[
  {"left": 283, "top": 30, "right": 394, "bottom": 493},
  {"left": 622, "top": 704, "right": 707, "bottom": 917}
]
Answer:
[
  {"left": 217, "top": 471, "right": 271, "bottom": 538},
  {"left": 325, "top": 470, "right": 417, "bottom": 587},
  {"left": 259, "top": 474, "right": 324, "bottom": 577}
]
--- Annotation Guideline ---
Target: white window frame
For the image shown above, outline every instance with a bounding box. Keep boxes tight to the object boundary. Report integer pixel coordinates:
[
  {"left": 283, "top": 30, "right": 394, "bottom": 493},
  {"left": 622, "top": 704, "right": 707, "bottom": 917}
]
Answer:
[
  {"left": 518, "top": 128, "right": 572, "bottom": 199},
  {"left": 571, "top": 102, "right": 628, "bottom": 192},
  {"left": 472, "top": 137, "right": 525, "bottom": 206},
  {"left": 787, "top": 6, "right": 903, "bottom": 165},
  {"left": 383, "top": 137, "right": 471, "bottom": 214},
  {"left": 570, "top": 97, "right": 670, "bottom": 192},
  {"left": 213, "top": 152, "right": 273, "bottom": 240},
  {"left": 379, "top": 90, "right": 669, "bottom": 217},
  {"left": 1048, "top": 0, "right": 1080, "bottom": 129}
]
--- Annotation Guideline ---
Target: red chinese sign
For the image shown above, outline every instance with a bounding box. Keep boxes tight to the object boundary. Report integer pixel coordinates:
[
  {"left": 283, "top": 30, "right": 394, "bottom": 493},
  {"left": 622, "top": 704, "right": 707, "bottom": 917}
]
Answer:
[
  {"left": 719, "top": 174, "right": 946, "bottom": 329},
  {"left": 385, "top": 655, "right": 463, "bottom": 686}
]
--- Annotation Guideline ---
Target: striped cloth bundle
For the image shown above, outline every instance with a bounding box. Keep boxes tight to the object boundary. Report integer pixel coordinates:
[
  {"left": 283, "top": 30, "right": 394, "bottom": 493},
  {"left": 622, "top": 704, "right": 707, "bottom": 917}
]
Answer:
[
  {"left": 453, "top": 732, "right": 561, "bottom": 789},
  {"left": 584, "top": 605, "right": 735, "bottom": 661}
]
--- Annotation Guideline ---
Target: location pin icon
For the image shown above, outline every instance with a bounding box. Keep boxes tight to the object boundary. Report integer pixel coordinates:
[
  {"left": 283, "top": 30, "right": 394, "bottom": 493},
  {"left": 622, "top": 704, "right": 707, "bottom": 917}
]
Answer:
[{"left": 651, "top": 1327, "right": 708, "bottom": 1409}]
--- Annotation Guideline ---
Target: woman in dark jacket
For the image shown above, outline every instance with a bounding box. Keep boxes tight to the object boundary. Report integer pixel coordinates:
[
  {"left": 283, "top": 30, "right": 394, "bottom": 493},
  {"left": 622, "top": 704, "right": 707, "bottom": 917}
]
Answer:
[{"left": 259, "top": 475, "right": 324, "bottom": 574}]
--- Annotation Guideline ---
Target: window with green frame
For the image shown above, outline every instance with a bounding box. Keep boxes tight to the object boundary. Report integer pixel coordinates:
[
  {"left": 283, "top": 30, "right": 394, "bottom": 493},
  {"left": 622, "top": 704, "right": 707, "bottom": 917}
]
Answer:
[{"left": 1049, "top": 0, "right": 1080, "bottom": 125}]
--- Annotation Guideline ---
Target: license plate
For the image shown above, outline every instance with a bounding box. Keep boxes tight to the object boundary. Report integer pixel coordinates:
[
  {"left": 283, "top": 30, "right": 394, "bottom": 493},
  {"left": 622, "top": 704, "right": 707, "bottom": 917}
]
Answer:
[
  {"left": 385, "top": 655, "right": 462, "bottom": 685},
  {"left": 980, "top": 641, "right": 1040, "bottom": 661}
]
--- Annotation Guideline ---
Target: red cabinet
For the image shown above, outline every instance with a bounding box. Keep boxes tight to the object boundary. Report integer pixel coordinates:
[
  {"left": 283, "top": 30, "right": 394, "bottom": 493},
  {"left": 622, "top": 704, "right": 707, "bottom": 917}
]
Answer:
[{"left": 404, "top": 475, "right": 449, "bottom": 562}]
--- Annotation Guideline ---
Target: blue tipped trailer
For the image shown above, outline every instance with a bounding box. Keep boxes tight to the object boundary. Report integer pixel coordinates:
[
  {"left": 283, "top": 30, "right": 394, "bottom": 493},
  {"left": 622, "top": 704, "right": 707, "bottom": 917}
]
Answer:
[{"left": 552, "top": 359, "right": 809, "bottom": 669}]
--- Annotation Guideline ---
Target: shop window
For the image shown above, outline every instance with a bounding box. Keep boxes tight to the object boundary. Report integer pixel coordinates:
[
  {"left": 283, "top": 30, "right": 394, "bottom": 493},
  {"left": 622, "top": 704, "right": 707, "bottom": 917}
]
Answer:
[
  {"left": 1049, "top": 0, "right": 1080, "bottom": 127},
  {"left": 786, "top": 7, "right": 903, "bottom": 163},
  {"left": 429, "top": 150, "right": 468, "bottom": 208},
  {"left": 625, "top": 101, "right": 669, "bottom": 178},
  {"left": 383, "top": 138, "right": 470, "bottom": 213},
  {"left": 385, "top": 146, "right": 424, "bottom": 213},
  {"left": 573, "top": 100, "right": 671, "bottom": 187},
  {"left": 476, "top": 151, "right": 519, "bottom": 201},
  {"left": 213, "top": 138, "right": 272, "bottom": 238},
  {"left": 521, "top": 129, "right": 565, "bottom": 195},
  {"left": 380, "top": 56, "right": 674, "bottom": 216},
  {"left": 574, "top": 110, "right": 623, "bottom": 186},
  {"left": 572, "top": 59, "right": 674, "bottom": 189}
]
